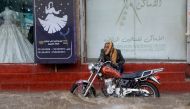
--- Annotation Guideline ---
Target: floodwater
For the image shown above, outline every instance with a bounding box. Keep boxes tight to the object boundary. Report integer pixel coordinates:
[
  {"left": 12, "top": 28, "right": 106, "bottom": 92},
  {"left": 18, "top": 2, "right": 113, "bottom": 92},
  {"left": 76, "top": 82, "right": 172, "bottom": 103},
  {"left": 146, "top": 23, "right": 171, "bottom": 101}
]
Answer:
[{"left": 0, "top": 91, "right": 189, "bottom": 109}]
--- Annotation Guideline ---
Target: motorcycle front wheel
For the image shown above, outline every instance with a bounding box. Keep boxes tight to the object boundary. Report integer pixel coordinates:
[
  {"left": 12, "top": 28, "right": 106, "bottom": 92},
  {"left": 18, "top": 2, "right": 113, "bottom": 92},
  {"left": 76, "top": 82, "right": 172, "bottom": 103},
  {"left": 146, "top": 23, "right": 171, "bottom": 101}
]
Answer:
[
  {"left": 138, "top": 82, "right": 160, "bottom": 98},
  {"left": 70, "top": 83, "right": 96, "bottom": 97}
]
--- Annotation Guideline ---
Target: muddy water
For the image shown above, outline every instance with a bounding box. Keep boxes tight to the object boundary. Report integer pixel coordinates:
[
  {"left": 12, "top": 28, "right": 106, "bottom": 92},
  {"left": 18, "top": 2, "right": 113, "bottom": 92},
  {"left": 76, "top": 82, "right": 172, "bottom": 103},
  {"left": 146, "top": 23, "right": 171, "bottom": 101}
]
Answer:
[{"left": 0, "top": 91, "right": 189, "bottom": 109}]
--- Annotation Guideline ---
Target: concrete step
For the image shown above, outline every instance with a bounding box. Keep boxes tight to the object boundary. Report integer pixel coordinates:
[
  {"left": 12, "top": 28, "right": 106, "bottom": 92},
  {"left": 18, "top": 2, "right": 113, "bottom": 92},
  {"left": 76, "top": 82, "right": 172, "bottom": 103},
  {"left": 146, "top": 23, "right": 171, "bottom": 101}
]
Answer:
[
  {"left": 1, "top": 81, "right": 190, "bottom": 93},
  {"left": 158, "top": 81, "right": 190, "bottom": 92},
  {"left": 156, "top": 72, "right": 185, "bottom": 82},
  {"left": 0, "top": 71, "right": 186, "bottom": 84},
  {"left": 0, "top": 63, "right": 187, "bottom": 73},
  {"left": 125, "top": 71, "right": 185, "bottom": 81},
  {"left": 0, "top": 64, "right": 85, "bottom": 74},
  {"left": 0, "top": 63, "right": 188, "bottom": 92},
  {"left": 124, "top": 63, "right": 187, "bottom": 72},
  {"left": 0, "top": 72, "right": 84, "bottom": 84},
  {"left": 0, "top": 82, "right": 72, "bottom": 91},
  {"left": 0, "top": 71, "right": 188, "bottom": 92}
]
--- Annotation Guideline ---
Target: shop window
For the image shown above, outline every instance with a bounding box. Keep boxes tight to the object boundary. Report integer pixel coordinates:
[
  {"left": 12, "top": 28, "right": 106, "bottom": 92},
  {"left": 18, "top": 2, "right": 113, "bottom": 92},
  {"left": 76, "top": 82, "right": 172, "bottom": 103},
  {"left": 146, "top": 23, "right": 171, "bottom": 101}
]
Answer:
[
  {"left": 86, "top": 0, "right": 186, "bottom": 61},
  {"left": 0, "top": 0, "right": 34, "bottom": 63}
]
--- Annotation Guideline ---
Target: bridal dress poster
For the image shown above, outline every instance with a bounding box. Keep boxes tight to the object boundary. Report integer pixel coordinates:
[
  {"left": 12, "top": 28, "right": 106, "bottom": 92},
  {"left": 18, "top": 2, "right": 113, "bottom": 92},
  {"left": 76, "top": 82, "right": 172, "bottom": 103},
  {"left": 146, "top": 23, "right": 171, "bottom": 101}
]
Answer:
[{"left": 34, "top": 0, "right": 76, "bottom": 63}]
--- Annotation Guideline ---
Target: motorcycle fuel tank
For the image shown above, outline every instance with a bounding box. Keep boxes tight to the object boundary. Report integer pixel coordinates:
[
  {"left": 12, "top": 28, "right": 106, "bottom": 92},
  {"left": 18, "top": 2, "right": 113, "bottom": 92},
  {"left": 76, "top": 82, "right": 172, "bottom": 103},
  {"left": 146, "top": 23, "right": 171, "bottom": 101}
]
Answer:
[{"left": 102, "top": 66, "right": 121, "bottom": 78}]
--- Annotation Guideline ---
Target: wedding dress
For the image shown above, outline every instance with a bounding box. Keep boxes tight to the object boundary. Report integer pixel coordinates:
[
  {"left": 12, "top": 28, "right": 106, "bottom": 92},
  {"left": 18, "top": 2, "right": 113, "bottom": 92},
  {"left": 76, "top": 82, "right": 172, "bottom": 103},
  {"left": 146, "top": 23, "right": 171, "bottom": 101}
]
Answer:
[
  {"left": 38, "top": 5, "right": 68, "bottom": 34},
  {"left": 0, "top": 7, "right": 34, "bottom": 63}
]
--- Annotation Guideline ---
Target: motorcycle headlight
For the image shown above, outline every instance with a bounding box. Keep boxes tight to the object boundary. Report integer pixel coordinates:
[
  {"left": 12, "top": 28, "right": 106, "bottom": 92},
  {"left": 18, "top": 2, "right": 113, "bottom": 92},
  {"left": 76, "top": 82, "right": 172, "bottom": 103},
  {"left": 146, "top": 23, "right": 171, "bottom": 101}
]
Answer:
[
  {"left": 88, "top": 63, "right": 94, "bottom": 70},
  {"left": 98, "top": 73, "right": 102, "bottom": 77}
]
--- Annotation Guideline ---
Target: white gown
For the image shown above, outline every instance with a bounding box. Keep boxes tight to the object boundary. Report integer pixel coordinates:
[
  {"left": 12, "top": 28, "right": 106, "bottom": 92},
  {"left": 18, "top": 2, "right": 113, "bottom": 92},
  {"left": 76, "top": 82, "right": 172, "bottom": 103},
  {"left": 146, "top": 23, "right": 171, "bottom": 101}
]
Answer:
[
  {"left": 0, "top": 9, "right": 34, "bottom": 63},
  {"left": 38, "top": 7, "right": 68, "bottom": 34}
]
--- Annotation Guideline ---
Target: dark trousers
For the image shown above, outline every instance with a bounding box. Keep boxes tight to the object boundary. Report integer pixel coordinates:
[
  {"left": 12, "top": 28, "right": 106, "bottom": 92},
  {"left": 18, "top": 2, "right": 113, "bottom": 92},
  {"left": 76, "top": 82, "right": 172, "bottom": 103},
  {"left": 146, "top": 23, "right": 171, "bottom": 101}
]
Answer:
[{"left": 118, "top": 65, "right": 124, "bottom": 74}]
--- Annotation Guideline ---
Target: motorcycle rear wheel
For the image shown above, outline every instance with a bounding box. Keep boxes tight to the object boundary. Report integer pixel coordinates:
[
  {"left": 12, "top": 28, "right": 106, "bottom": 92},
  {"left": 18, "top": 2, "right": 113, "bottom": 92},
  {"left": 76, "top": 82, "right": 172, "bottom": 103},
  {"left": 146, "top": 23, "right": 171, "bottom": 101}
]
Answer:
[
  {"left": 139, "top": 82, "right": 160, "bottom": 98},
  {"left": 70, "top": 83, "right": 96, "bottom": 97}
]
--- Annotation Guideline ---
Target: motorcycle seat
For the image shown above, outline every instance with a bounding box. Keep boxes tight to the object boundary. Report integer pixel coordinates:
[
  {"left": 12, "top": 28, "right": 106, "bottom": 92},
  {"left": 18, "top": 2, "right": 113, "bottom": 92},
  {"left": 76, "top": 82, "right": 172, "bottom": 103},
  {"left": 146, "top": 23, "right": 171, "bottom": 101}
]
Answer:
[{"left": 121, "top": 71, "right": 144, "bottom": 79}]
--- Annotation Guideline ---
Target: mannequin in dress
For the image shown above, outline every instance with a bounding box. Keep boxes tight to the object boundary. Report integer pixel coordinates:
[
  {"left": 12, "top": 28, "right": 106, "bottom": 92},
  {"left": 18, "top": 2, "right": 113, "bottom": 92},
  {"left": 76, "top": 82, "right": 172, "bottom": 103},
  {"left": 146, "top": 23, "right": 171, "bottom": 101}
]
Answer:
[{"left": 0, "top": 7, "right": 34, "bottom": 63}]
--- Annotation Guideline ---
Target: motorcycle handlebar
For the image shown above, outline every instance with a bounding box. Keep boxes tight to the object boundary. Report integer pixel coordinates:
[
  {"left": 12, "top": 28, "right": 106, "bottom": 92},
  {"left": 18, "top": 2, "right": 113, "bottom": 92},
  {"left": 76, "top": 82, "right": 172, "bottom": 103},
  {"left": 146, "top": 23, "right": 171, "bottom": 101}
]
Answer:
[
  {"left": 104, "top": 61, "right": 112, "bottom": 64},
  {"left": 98, "top": 58, "right": 111, "bottom": 64}
]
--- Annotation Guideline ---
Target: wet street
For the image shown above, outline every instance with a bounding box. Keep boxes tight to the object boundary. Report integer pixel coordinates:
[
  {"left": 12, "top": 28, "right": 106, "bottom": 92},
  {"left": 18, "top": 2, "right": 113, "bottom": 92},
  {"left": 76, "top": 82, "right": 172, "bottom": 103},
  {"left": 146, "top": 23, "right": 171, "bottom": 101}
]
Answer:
[{"left": 0, "top": 91, "right": 189, "bottom": 109}]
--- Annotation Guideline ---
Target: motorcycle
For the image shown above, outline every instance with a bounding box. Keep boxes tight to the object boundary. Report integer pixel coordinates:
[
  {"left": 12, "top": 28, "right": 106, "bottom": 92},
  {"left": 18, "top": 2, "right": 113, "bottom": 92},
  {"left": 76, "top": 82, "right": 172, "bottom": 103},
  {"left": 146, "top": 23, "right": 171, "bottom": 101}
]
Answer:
[{"left": 70, "top": 61, "right": 164, "bottom": 98}]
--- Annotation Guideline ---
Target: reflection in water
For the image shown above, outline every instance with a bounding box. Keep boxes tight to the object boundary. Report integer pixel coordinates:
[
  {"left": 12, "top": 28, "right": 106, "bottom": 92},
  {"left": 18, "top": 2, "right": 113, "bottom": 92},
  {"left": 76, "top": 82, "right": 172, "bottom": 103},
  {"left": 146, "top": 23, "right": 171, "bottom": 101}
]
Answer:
[
  {"left": 0, "top": 91, "right": 189, "bottom": 109},
  {"left": 188, "top": 102, "right": 190, "bottom": 106}
]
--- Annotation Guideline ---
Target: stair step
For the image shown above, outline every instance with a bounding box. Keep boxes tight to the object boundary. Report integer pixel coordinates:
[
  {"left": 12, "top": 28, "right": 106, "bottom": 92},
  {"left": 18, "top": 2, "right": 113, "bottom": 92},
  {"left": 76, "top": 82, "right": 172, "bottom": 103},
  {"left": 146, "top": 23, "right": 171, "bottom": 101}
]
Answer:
[
  {"left": 1, "top": 81, "right": 190, "bottom": 93},
  {"left": 0, "top": 64, "right": 85, "bottom": 74},
  {"left": 158, "top": 81, "right": 190, "bottom": 92},
  {"left": 0, "top": 83, "right": 72, "bottom": 91},
  {"left": 0, "top": 71, "right": 188, "bottom": 92},
  {"left": 125, "top": 71, "right": 185, "bottom": 81},
  {"left": 0, "top": 64, "right": 35, "bottom": 74},
  {"left": 158, "top": 72, "right": 185, "bottom": 81},
  {"left": 0, "top": 72, "right": 86, "bottom": 84},
  {"left": 124, "top": 63, "right": 187, "bottom": 72},
  {"left": 0, "top": 71, "right": 186, "bottom": 83},
  {"left": 0, "top": 63, "right": 188, "bottom": 92}
]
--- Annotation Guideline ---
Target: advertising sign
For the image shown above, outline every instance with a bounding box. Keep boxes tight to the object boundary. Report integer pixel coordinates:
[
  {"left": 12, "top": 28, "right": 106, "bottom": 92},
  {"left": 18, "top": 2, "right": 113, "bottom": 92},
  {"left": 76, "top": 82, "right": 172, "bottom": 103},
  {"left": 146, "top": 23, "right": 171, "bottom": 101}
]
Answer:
[
  {"left": 34, "top": 0, "right": 76, "bottom": 63},
  {"left": 86, "top": 0, "right": 186, "bottom": 60}
]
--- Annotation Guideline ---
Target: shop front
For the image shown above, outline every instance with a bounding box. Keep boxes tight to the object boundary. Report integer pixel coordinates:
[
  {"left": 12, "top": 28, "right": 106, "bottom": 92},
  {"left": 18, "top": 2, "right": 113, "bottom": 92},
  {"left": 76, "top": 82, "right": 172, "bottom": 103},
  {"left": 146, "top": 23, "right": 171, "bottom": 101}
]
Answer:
[
  {"left": 0, "top": 0, "right": 189, "bottom": 92},
  {"left": 0, "top": 0, "right": 79, "bottom": 91},
  {"left": 0, "top": 0, "right": 187, "bottom": 64}
]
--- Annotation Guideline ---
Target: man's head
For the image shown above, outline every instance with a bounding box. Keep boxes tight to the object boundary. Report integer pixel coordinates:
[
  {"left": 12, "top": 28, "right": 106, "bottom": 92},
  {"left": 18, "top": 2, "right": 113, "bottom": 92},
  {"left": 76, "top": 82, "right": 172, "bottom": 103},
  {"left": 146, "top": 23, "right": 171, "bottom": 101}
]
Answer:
[{"left": 104, "top": 41, "right": 113, "bottom": 55}]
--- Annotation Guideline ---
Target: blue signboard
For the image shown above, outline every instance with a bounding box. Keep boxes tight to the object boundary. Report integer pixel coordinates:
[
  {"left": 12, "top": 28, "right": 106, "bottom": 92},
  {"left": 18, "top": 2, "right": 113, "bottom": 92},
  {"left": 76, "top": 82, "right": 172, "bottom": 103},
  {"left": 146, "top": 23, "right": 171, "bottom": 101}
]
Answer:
[{"left": 34, "top": 0, "right": 76, "bottom": 63}]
